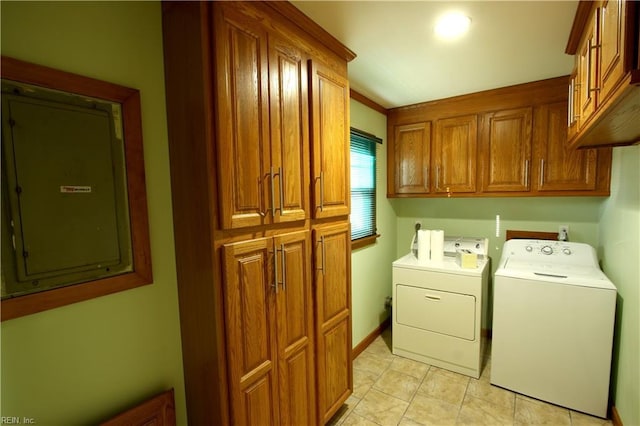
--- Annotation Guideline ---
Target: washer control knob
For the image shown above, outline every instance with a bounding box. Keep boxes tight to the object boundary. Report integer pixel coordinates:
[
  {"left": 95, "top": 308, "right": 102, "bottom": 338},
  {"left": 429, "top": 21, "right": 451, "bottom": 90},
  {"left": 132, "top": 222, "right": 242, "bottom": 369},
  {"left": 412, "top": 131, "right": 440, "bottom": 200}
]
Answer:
[
  {"left": 563, "top": 248, "right": 572, "bottom": 255},
  {"left": 525, "top": 245, "right": 533, "bottom": 252},
  {"left": 541, "top": 245, "right": 553, "bottom": 255}
]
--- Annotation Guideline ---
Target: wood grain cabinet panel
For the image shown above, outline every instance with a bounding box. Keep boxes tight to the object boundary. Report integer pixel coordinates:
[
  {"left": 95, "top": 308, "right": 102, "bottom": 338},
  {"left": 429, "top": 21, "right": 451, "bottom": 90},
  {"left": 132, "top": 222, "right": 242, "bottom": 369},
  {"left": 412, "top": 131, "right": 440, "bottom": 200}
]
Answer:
[
  {"left": 534, "top": 102, "right": 599, "bottom": 191},
  {"left": 215, "top": 7, "right": 271, "bottom": 229},
  {"left": 273, "top": 231, "right": 316, "bottom": 426},
  {"left": 313, "top": 221, "right": 352, "bottom": 424},
  {"left": 392, "top": 122, "right": 431, "bottom": 194},
  {"left": 215, "top": 5, "right": 310, "bottom": 229},
  {"left": 223, "top": 238, "right": 279, "bottom": 426},
  {"left": 269, "top": 36, "right": 310, "bottom": 224},
  {"left": 310, "top": 60, "right": 350, "bottom": 219},
  {"left": 576, "top": 6, "right": 599, "bottom": 129},
  {"left": 434, "top": 115, "right": 477, "bottom": 194},
  {"left": 481, "top": 108, "right": 533, "bottom": 192},
  {"left": 224, "top": 231, "right": 316, "bottom": 426},
  {"left": 599, "top": 0, "right": 626, "bottom": 103},
  {"left": 566, "top": 0, "right": 640, "bottom": 148}
]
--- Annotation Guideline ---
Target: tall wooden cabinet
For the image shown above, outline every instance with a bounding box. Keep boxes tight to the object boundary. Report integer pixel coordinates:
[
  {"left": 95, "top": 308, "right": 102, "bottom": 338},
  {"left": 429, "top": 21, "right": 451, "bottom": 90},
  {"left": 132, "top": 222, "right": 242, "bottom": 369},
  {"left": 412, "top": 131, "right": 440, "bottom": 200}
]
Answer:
[{"left": 162, "top": 2, "right": 354, "bottom": 425}]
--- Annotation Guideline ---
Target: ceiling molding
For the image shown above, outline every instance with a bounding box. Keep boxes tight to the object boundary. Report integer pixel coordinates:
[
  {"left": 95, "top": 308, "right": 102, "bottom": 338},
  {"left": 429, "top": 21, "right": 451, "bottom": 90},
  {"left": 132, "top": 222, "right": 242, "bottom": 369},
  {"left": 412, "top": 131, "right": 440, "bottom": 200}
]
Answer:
[{"left": 350, "top": 89, "right": 388, "bottom": 116}]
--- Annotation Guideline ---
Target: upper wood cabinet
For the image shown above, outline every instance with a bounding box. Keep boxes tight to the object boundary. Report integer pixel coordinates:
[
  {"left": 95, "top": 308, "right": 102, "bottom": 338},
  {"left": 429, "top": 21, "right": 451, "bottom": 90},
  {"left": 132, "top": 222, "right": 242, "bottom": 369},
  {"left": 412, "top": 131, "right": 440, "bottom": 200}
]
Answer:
[
  {"left": 480, "top": 108, "right": 532, "bottom": 193},
  {"left": 566, "top": 0, "right": 640, "bottom": 148},
  {"left": 309, "top": 60, "right": 350, "bottom": 219},
  {"left": 215, "top": 4, "right": 310, "bottom": 229},
  {"left": 391, "top": 122, "right": 431, "bottom": 194},
  {"left": 599, "top": 0, "right": 627, "bottom": 103},
  {"left": 575, "top": 8, "right": 598, "bottom": 128},
  {"left": 534, "top": 101, "right": 610, "bottom": 192},
  {"left": 387, "top": 77, "right": 612, "bottom": 198},
  {"left": 434, "top": 115, "right": 477, "bottom": 194}
]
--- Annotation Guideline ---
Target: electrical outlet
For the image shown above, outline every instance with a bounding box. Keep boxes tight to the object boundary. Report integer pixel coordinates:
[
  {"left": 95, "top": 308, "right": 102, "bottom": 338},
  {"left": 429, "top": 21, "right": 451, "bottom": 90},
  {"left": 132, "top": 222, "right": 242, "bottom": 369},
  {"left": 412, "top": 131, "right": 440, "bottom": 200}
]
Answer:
[{"left": 558, "top": 225, "right": 569, "bottom": 241}]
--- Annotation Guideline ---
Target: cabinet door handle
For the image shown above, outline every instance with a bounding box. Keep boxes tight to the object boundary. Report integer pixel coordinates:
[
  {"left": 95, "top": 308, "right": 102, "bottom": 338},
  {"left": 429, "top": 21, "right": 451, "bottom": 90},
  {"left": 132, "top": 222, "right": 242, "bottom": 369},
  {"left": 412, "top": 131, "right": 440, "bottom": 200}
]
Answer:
[
  {"left": 524, "top": 159, "right": 529, "bottom": 188},
  {"left": 573, "top": 83, "right": 581, "bottom": 121},
  {"left": 276, "top": 167, "right": 284, "bottom": 215},
  {"left": 269, "top": 166, "right": 276, "bottom": 217},
  {"left": 424, "top": 294, "right": 441, "bottom": 301},
  {"left": 272, "top": 247, "right": 279, "bottom": 294},
  {"left": 568, "top": 82, "right": 574, "bottom": 126},
  {"left": 317, "top": 236, "right": 326, "bottom": 275},
  {"left": 587, "top": 39, "right": 601, "bottom": 94},
  {"left": 424, "top": 166, "right": 429, "bottom": 190},
  {"left": 436, "top": 166, "right": 440, "bottom": 191},
  {"left": 540, "top": 159, "right": 545, "bottom": 187},
  {"left": 319, "top": 171, "right": 324, "bottom": 212},
  {"left": 258, "top": 175, "right": 267, "bottom": 217},
  {"left": 280, "top": 243, "right": 286, "bottom": 291}
]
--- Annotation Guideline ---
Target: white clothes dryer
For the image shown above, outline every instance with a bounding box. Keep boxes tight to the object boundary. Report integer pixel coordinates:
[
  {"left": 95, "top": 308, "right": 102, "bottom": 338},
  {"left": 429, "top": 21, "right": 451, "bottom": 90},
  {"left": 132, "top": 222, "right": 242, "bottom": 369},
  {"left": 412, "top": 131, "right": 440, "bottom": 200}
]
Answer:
[
  {"left": 491, "top": 239, "right": 616, "bottom": 418},
  {"left": 392, "top": 253, "right": 489, "bottom": 378}
]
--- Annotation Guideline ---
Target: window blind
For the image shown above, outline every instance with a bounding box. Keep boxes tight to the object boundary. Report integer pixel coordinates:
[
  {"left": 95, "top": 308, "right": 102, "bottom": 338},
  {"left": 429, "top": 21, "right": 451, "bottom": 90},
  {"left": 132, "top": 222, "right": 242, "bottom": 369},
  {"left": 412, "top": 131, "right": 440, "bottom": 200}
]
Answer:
[{"left": 350, "top": 129, "right": 380, "bottom": 241}]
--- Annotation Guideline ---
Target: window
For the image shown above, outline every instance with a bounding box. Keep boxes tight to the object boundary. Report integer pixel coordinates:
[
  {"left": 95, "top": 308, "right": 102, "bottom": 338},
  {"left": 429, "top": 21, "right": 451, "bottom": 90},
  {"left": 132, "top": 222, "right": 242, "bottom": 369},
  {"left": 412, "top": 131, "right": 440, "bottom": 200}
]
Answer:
[{"left": 350, "top": 128, "right": 382, "bottom": 246}]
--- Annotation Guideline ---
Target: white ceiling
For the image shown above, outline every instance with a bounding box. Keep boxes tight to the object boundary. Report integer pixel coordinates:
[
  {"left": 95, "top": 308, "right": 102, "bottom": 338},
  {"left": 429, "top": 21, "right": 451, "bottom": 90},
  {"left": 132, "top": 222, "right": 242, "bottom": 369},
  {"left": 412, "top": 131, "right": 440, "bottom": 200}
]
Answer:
[{"left": 292, "top": 1, "right": 579, "bottom": 109}]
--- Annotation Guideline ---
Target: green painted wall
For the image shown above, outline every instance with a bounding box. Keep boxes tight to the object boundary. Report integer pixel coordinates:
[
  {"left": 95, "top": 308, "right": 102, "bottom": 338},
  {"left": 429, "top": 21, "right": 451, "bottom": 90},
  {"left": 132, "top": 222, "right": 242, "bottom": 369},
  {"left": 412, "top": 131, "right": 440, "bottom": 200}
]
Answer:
[
  {"left": 349, "top": 100, "right": 396, "bottom": 346},
  {"left": 599, "top": 145, "right": 640, "bottom": 426},
  {"left": 1, "top": 2, "right": 187, "bottom": 425}
]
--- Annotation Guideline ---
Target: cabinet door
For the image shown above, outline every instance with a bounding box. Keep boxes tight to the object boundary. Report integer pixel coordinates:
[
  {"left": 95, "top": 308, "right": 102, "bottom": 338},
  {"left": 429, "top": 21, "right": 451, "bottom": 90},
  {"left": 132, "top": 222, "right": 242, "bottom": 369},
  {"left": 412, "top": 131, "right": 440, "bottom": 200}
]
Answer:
[
  {"left": 313, "top": 222, "right": 352, "bottom": 423},
  {"left": 309, "top": 60, "right": 350, "bottom": 219},
  {"left": 223, "top": 238, "right": 279, "bottom": 426},
  {"left": 393, "top": 122, "right": 431, "bottom": 194},
  {"left": 273, "top": 231, "right": 316, "bottom": 425},
  {"left": 535, "top": 102, "right": 598, "bottom": 191},
  {"left": 481, "top": 108, "right": 532, "bottom": 192},
  {"left": 577, "top": 6, "right": 599, "bottom": 127},
  {"left": 433, "top": 115, "right": 477, "bottom": 194},
  {"left": 215, "top": 6, "right": 271, "bottom": 229},
  {"left": 599, "top": 0, "right": 626, "bottom": 103},
  {"left": 269, "top": 36, "right": 310, "bottom": 223}
]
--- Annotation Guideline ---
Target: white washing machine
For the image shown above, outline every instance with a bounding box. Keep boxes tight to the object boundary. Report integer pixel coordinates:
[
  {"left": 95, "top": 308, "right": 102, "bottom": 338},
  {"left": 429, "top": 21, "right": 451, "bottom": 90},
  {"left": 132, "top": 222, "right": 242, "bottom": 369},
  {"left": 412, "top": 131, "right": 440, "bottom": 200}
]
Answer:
[
  {"left": 392, "top": 243, "right": 489, "bottom": 378},
  {"left": 491, "top": 239, "right": 617, "bottom": 418}
]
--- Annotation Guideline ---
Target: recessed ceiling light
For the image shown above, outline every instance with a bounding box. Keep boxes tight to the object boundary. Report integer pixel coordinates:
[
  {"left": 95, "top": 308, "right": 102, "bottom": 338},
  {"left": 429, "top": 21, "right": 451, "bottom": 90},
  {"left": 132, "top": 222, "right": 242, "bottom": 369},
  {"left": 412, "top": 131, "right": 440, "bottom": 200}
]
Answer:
[{"left": 434, "top": 12, "right": 471, "bottom": 39}]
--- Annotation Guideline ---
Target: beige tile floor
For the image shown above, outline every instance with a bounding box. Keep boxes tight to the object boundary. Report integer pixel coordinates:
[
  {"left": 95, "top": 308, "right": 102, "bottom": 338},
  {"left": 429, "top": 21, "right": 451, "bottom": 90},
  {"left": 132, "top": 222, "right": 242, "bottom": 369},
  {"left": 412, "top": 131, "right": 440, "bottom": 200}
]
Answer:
[{"left": 328, "top": 328, "right": 613, "bottom": 426}]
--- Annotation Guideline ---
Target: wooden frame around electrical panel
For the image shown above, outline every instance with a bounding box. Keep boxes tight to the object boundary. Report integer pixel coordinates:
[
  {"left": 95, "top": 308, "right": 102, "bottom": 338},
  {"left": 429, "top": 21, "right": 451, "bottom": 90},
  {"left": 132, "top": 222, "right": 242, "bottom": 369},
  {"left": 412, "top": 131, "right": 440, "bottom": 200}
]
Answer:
[{"left": 1, "top": 56, "right": 152, "bottom": 321}]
